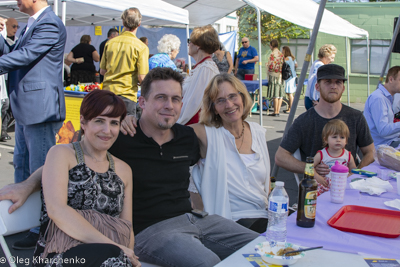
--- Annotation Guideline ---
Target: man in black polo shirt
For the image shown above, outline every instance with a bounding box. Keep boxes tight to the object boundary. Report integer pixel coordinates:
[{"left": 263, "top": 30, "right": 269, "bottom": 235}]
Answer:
[{"left": 108, "top": 67, "right": 258, "bottom": 266}]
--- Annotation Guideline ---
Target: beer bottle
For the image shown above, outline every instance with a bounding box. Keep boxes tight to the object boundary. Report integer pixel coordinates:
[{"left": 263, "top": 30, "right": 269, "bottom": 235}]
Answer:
[{"left": 296, "top": 157, "right": 318, "bottom": 227}]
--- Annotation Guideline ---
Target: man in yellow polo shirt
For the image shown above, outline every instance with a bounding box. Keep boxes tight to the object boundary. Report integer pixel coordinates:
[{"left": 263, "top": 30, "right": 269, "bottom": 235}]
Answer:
[{"left": 100, "top": 7, "right": 149, "bottom": 116}]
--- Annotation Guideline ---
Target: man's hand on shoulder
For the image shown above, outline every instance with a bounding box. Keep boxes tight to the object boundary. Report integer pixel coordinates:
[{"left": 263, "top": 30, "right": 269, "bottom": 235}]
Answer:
[
  {"left": 0, "top": 17, "right": 7, "bottom": 32},
  {"left": 0, "top": 182, "right": 32, "bottom": 214},
  {"left": 120, "top": 115, "right": 138, "bottom": 137}
]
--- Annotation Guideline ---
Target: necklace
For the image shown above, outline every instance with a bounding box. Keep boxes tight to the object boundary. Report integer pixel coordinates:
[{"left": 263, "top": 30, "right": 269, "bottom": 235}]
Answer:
[
  {"left": 80, "top": 141, "right": 108, "bottom": 163},
  {"left": 235, "top": 122, "right": 245, "bottom": 139}
]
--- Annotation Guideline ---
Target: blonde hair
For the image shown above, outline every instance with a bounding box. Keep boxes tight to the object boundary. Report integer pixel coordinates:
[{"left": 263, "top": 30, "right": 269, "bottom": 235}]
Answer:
[
  {"left": 321, "top": 119, "right": 349, "bottom": 147},
  {"left": 199, "top": 73, "right": 253, "bottom": 128},
  {"left": 318, "top": 44, "right": 337, "bottom": 59}
]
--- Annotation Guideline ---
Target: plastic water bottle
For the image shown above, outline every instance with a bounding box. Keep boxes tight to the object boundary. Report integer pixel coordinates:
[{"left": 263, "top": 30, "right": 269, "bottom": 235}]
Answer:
[{"left": 266, "top": 181, "right": 289, "bottom": 243}]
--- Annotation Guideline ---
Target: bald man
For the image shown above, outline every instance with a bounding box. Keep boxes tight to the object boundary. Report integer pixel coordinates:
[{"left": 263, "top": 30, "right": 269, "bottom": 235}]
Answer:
[
  {"left": 5, "top": 17, "right": 18, "bottom": 47},
  {"left": 234, "top": 37, "right": 258, "bottom": 80}
]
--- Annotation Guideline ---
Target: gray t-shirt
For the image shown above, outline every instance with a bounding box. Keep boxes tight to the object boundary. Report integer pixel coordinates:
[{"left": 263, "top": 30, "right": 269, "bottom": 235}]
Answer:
[{"left": 280, "top": 105, "right": 373, "bottom": 161}]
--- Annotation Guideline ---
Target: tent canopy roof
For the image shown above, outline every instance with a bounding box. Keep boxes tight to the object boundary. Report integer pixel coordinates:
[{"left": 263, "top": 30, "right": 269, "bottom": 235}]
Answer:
[
  {"left": 164, "top": 0, "right": 368, "bottom": 38},
  {"left": 0, "top": 0, "right": 189, "bottom": 26}
]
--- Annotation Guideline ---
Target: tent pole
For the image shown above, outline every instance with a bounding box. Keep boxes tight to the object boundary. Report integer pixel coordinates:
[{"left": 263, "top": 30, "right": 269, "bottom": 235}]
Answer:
[
  {"left": 345, "top": 37, "right": 350, "bottom": 106},
  {"left": 367, "top": 35, "right": 370, "bottom": 96},
  {"left": 378, "top": 15, "right": 400, "bottom": 88},
  {"left": 53, "top": 0, "right": 58, "bottom": 15},
  {"left": 271, "top": 0, "right": 328, "bottom": 178},
  {"left": 243, "top": 0, "right": 263, "bottom": 126},
  {"left": 61, "top": 0, "right": 66, "bottom": 25},
  {"left": 186, "top": 24, "right": 191, "bottom": 71}
]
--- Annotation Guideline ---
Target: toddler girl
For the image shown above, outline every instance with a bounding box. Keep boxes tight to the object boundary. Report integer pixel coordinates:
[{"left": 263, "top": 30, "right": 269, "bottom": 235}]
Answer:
[{"left": 314, "top": 119, "right": 356, "bottom": 196}]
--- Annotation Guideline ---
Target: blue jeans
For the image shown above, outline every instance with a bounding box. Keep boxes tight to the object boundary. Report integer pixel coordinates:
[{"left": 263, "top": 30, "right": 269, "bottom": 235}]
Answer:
[
  {"left": 304, "top": 96, "right": 315, "bottom": 110},
  {"left": 236, "top": 68, "right": 255, "bottom": 80},
  {"left": 134, "top": 213, "right": 259, "bottom": 267},
  {"left": 14, "top": 121, "right": 63, "bottom": 184},
  {"left": 14, "top": 121, "right": 62, "bottom": 234}
]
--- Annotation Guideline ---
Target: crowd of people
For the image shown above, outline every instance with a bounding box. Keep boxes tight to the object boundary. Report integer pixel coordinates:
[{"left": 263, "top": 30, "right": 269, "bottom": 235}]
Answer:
[{"left": 0, "top": 1, "right": 399, "bottom": 267}]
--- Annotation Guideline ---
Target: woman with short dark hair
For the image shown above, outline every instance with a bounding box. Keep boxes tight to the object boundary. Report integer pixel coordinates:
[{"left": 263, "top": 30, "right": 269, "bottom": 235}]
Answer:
[
  {"left": 67, "top": 34, "right": 100, "bottom": 84},
  {"left": 33, "top": 90, "right": 141, "bottom": 267}
]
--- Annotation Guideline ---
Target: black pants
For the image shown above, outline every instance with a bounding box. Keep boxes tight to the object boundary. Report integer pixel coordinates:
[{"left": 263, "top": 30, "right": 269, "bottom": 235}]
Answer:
[{"left": 236, "top": 217, "right": 268, "bottom": 234}]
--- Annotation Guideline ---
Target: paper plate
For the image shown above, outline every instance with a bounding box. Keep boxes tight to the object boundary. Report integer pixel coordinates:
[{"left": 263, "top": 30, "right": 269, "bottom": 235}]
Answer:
[{"left": 255, "top": 241, "right": 305, "bottom": 265}]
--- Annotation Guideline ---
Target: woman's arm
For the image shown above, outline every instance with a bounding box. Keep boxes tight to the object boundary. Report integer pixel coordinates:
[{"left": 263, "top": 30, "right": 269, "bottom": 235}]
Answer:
[
  {"left": 226, "top": 51, "right": 233, "bottom": 74},
  {"left": 42, "top": 145, "right": 138, "bottom": 264},
  {"left": 92, "top": 50, "right": 100, "bottom": 62},
  {"left": 66, "top": 51, "right": 75, "bottom": 63}
]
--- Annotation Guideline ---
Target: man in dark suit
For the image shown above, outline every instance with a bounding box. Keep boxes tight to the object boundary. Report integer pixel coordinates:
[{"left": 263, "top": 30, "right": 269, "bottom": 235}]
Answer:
[{"left": 0, "top": 0, "right": 66, "bottom": 249}]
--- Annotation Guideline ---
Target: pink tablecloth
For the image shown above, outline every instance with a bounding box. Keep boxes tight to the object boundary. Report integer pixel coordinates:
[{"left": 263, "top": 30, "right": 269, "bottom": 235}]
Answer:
[{"left": 285, "top": 163, "right": 400, "bottom": 259}]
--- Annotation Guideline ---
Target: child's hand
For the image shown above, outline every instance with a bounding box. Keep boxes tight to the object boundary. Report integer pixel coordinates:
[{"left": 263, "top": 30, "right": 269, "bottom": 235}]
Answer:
[{"left": 315, "top": 173, "right": 329, "bottom": 187}]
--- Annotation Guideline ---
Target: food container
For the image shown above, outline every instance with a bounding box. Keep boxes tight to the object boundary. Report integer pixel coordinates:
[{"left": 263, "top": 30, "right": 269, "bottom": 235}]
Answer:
[{"left": 255, "top": 242, "right": 305, "bottom": 265}]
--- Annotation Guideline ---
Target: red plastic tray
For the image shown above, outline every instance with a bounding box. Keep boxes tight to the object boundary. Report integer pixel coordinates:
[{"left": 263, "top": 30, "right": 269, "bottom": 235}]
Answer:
[{"left": 327, "top": 205, "right": 400, "bottom": 238}]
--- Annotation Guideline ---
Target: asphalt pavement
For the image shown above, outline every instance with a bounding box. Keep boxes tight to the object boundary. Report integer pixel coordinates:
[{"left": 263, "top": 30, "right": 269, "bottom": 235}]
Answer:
[{"left": 0, "top": 100, "right": 366, "bottom": 266}]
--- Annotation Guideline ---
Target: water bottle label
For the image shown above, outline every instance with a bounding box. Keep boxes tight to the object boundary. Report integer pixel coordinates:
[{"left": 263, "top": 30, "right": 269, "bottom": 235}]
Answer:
[
  {"left": 269, "top": 201, "right": 288, "bottom": 213},
  {"left": 304, "top": 191, "right": 317, "bottom": 219}
]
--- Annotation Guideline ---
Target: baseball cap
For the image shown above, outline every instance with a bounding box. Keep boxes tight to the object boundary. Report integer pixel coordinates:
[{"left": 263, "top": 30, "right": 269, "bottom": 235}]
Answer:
[{"left": 317, "top": 64, "right": 347, "bottom": 81}]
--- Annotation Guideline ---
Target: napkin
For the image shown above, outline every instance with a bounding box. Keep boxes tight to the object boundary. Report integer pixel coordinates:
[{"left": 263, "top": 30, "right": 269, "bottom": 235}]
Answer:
[
  {"left": 349, "top": 177, "right": 393, "bottom": 195},
  {"left": 384, "top": 199, "right": 400, "bottom": 210}
]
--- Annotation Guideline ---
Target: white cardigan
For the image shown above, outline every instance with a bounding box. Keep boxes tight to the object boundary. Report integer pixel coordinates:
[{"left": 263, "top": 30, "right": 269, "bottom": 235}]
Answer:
[
  {"left": 177, "top": 60, "right": 219, "bottom": 125},
  {"left": 191, "top": 121, "right": 270, "bottom": 220}
]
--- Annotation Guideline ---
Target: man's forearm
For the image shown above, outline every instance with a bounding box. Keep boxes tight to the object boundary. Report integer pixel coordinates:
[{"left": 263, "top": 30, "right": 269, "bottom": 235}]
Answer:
[
  {"left": 25, "top": 166, "right": 43, "bottom": 193},
  {"left": 358, "top": 144, "right": 375, "bottom": 169},
  {"left": 275, "top": 146, "right": 306, "bottom": 174}
]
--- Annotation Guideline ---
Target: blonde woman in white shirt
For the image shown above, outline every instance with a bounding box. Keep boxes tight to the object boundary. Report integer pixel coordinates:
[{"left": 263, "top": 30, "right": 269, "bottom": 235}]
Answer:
[{"left": 190, "top": 73, "right": 271, "bottom": 233}]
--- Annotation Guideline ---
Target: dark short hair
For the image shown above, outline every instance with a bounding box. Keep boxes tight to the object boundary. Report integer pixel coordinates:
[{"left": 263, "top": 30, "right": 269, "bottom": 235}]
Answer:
[
  {"left": 140, "top": 68, "right": 184, "bottom": 99},
  {"left": 385, "top": 66, "right": 400, "bottom": 83},
  {"left": 139, "top": 36, "right": 148, "bottom": 43},
  {"left": 190, "top": 25, "right": 220, "bottom": 54},
  {"left": 80, "top": 35, "right": 91, "bottom": 44},
  {"left": 107, "top": 28, "right": 119, "bottom": 38},
  {"left": 80, "top": 90, "right": 127, "bottom": 134}
]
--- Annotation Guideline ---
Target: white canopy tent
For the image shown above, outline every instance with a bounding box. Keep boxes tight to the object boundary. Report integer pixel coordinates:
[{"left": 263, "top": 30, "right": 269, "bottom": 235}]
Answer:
[
  {"left": 164, "top": 0, "right": 370, "bottom": 122},
  {"left": 0, "top": 0, "right": 189, "bottom": 26}
]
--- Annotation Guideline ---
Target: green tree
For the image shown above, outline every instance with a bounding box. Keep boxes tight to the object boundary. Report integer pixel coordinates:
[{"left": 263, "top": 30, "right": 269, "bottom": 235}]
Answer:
[{"left": 237, "top": 6, "right": 309, "bottom": 46}]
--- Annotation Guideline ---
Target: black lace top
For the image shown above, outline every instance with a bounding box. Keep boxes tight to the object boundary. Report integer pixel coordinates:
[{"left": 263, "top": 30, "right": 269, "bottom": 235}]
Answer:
[{"left": 37, "top": 142, "right": 125, "bottom": 249}]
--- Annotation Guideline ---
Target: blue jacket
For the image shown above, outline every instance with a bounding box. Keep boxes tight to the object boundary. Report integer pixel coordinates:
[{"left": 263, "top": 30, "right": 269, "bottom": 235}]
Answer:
[{"left": 0, "top": 7, "right": 67, "bottom": 126}]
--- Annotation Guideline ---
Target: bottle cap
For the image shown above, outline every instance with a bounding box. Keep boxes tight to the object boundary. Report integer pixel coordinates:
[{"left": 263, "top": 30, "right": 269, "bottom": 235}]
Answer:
[
  {"left": 275, "top": 181, "right": 284, "bottom": 187},
  {"left": 331, "top": 160, "right": 349, "bottom": 173}
]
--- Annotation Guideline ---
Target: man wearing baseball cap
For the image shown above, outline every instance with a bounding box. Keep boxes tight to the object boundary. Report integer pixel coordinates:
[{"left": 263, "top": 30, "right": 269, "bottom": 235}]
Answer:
[{"left": 275, "top": 64, "right": 375, "bottom": 177}]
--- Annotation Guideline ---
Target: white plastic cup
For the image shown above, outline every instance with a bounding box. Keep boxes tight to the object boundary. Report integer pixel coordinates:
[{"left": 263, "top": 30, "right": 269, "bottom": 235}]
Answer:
[
  {"left": 396, "top": 173, "right": 400, "bottom": 196},
  {"left": 330, "top": 161, "right": 349, "bottom": 203}
]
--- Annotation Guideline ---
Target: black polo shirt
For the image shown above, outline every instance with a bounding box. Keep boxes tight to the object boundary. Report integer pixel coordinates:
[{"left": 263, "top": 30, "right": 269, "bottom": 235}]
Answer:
[{"left": 109, "top": 122, "right": 200, "bottom": 234}]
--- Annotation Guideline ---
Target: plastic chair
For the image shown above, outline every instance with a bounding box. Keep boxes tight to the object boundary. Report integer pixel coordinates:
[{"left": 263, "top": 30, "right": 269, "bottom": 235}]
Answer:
[{"left": 0, "top": 191, "right": 41, "bottom": 267}]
